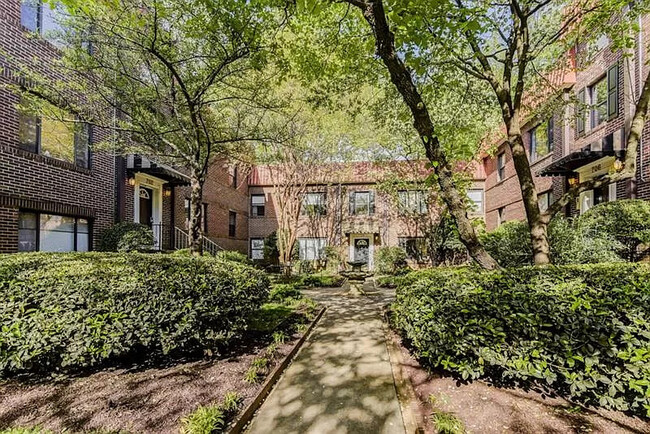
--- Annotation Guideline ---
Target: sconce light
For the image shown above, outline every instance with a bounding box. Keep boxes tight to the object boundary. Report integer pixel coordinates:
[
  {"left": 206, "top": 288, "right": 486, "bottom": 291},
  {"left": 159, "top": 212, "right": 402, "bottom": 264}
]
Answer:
[
  {"left": 128, "top": 177, "right": 136, "bottom": 186},
  {"left": 613, "top": 159, "right": 624, "bottom": 172},
  {"left": 163, "top": 187, "right": 172, "bottom": 198}
]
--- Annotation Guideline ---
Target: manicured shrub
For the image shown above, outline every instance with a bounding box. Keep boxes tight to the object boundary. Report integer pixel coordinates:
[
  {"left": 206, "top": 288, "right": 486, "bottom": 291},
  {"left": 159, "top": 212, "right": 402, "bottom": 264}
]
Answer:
[
  {"left": 269, "top": 284, "right": 301, "bottom": 302},
  {"left": 480, "top": 219, "right": 622, "bottom": 267},
  {"left": 0, "top": 252, "right": 269, "bottom": 378},
  {"left": 301, "top": 274, "right": 345, "bottom": 288},
  {"left": 98, "top": 222, "right": 154, "bottom": 252},
  {"left": 215, "top": 250, "right": 251, "bottom": 264},
  {"left": 375, "top": 246, "right": 408, "bottom": 275},
  {"left": 392, "top": 264, "right": 650, "bottom": 416},
  {"left": 579, "top": 199, "right": 650, "bottom": 261}
]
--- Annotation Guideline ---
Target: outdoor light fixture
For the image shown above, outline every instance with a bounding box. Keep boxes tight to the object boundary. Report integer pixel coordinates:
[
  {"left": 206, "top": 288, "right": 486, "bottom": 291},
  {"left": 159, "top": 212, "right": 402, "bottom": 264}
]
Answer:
[
  {"left": 613, "top": 159, "right": 624, "bottom": 171},
  {"left": 128, "top": 177, "right": 136, "bottom": 186}
]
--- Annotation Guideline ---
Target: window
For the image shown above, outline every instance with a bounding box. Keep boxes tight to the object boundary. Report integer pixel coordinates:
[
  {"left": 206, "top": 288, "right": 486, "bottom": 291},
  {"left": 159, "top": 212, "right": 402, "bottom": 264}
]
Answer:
[
  {"left": 302, "top": 192, "right": 327, "bottom": 216},
  {"left": 251, "top": 194, "right": 266, "bottom": 217},
  {"left": 398, "top": 190, "right": 427, "bottom": 214},
  {"left": 202, "top": 203, "right": 208, "bottom": 232},
  {"left": 250, "top": 238, "right": 264, "bottom": 260},
  {"left": 21, "top": 0, "right": 66, "bottom": 46},
  {"left": 538, "top": 191, "right": 554, "bottom": 212},
  {"left": 228, "top": 211, "right": 236, "bottom": 237},
  {"left": 183, "top": 199, "right": 207, "bottom": 231},
  {"left": 18, "top": 211, "right": 89, "bottom": 252},
  {"left": 497, "top": 152, "right": 506, "bottom": 181},
  {"left": 589, "top": 76, "right": 608, "bottom": 128},
  {"left": 18, "top": 102, "right": 90, "bottom": 168},
  {"left": 349, "top": 190, "right": 375, "bottom": 216},
  {"left": 467, "top": 189, "right": 484, "bottom": 213},
  {"left": 398, "top": 237, "right": 427, "bottom": 261},
  {"left": 586, "top": 64, "right": 618, "bottom": 130},
  {"left": 229, "top": 166, "right": 238, "bottom": 188},
  {"left": 530, "top": 118, "right": 553, "bottom": 161},
  {"left": 298, "top": 238, "right": 326, "bottom": 261},
  {"left": 497, "top": 207, "right": 505, "bottom": 226}
]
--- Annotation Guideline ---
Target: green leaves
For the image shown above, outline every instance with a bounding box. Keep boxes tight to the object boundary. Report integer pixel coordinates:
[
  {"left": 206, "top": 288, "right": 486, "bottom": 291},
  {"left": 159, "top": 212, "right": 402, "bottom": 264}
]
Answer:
[
  {"left": 392, "top": 264, "right": 650, "bottom": 417},
  {"left": 0, "top": 252, "right": 270, "bottom": 379}
]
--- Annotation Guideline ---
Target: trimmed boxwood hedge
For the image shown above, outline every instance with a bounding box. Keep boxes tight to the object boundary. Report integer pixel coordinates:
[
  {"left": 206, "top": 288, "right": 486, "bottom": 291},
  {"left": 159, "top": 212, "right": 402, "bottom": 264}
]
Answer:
[
  {"left": 392, "top": 264, "right": 650, "bottom": 417},
  {"left": 0, "top": 252, "right": 269, "bottom": 378}
]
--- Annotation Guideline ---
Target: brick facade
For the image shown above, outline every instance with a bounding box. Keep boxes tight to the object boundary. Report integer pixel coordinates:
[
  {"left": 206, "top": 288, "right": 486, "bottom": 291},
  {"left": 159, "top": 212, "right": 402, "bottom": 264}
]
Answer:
[
  {"left": 484, "top": 18, "right": 650, "bottom": 230},
  {"left": 0, "top": 0, "right": 115, "bottom": 252}
]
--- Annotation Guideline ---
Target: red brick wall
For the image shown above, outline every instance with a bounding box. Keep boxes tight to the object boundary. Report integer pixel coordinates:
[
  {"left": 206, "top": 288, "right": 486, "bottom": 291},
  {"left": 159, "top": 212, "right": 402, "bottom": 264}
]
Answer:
[
  {"left": 174, "top": 161, "right": 250, "bottom": 253},
  {"left": 0, "top": 0, "right": 115, "bottom": 253}
]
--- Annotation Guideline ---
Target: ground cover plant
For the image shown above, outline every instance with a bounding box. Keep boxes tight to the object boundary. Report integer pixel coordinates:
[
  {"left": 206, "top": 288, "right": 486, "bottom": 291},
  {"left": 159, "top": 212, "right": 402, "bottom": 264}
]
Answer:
[
  {"left": 0, "top": 252, "right": 269, "bottom": 378},
  {"left": 392, "top": 264, "right": 650, "bottom": 417}
]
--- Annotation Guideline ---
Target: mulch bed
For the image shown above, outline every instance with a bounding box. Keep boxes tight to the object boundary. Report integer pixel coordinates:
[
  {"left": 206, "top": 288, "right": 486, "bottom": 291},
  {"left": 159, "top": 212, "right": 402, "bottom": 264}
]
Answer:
[
  {"left": 0, "top": 331, "right": 302, "bottom": 434},
  {"left": 390, "top": 330, "right": 650, "bottom": 434}
]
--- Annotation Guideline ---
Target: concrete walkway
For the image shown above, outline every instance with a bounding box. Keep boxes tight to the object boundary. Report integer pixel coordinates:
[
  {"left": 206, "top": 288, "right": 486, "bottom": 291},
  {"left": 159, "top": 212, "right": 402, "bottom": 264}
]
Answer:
[{"left": 246, "top": 281, "right": 405, "bottom": 434}]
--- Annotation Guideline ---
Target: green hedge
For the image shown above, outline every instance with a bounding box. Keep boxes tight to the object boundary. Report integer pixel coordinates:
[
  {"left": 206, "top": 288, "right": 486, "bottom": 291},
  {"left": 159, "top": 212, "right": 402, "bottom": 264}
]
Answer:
[
  {"left": 0, "top": 252, "right": 269, "bottom": 378},
  {"left": 392, "top": 264, "right": 650, "bottom": 417}
]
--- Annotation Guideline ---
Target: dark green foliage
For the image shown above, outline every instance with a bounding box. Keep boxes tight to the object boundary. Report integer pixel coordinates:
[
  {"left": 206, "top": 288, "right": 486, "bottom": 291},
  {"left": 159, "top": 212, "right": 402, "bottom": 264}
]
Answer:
[
  {"left": 579, "top": 199, "right": 650, "bottom": 261},
  {"left": 97, "top": 222, "right": 154, "bottom": 252},
  {"left": 392, "top": 264, "right": 650, "bottom": 417},
  {"left": 375, "top": 247, "right": 408, "bottom": 275},
  {"left": 269, "top": 284, "right": 302, "bottom": 302},
  {"left": 215, "top": 250, "right": 251, "bottom": 264},
  {"left": 301, "top": 274, "right": 345, "bottom": 288},
  {"left": 263, "top": 232, "right": 280, "bottom": 265},
  {"left": 479, "top": 219, "right": 622, "bottom": 267},
  {"left": 0, "top": 252, "right": 269, "bottom": 378}
]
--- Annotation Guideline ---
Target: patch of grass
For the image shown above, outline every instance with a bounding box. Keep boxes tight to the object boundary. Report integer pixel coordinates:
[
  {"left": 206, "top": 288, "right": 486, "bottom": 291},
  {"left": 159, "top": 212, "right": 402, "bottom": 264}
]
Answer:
[
  {"left": 180, "top": 392, "right": 242, "bottom": 434},
  {"left": 431, "top": 410, "right": 465, "bottom": 434}
]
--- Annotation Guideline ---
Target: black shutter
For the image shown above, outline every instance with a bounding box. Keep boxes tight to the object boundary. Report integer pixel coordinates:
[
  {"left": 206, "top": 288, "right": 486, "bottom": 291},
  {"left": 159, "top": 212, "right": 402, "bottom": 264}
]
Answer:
[
  {"left": 369, "top": 191, "right": 375, "bottom": 215},
  {"left": 547, "top": 117, "right": 554, "bottom": 152},
  {"left": 349, "top": 191, "right": 355, "bottom": 215},
  {"left": 576, "top": 89, "right": 585, "bottom": 134},
  {"left": 607, "top": 63, "right": 619, "bottom": 119}
]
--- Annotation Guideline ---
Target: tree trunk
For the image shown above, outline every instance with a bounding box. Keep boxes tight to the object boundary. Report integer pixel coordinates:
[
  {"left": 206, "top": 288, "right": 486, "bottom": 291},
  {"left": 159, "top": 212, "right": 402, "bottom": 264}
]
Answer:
[
  {"left": 188, "top": 174, "right": 204, "bottom": 256},
  {"left": 507, "top": 125, "right": 551, "bottom": 265},
  {"left": 353, "top": 0, "right": 500, "bottom": 270}
]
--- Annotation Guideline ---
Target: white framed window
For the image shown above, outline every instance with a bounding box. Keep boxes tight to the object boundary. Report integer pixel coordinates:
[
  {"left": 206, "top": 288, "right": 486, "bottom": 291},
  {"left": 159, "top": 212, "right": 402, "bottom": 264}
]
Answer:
[
  {"left": 251, "top": 194, "right": 266, "bottom": 217},
  {"left": 398, "top": 190, "right": 427, "bottom": 214},
  {"left": 302, "top": 192, "right": 326, "bottom": 216},
  {"left": 467, "top": 189, "right": 484, "bottom": 213},
  {"left": 19, "top": 211, "right": 90, "bottom": 252},
  {"left": 349, "top": 191, "right": 375, "bottom": 216},
  {"left": 298, "top": 238, "right": 326, "bottom": 261},
  {"left": 250, "top": 238, "right": 264, "bottom": 260},
  {"left": 497, "top": 152, "right": 506, "bottom": 181},
  {"left": 538, "top": 190, "right": 554, "bottom": 212}
]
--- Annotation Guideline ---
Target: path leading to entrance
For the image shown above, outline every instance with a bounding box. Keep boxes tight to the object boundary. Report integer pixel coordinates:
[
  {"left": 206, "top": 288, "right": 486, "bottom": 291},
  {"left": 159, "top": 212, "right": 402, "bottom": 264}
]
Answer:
[{"left": 246, "top": 281, "right": 405, "bottom": 434}]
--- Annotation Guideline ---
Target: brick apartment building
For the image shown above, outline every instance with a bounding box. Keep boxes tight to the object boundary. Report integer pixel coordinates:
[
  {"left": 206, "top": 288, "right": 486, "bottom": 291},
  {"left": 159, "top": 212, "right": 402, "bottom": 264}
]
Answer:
[
  {"left": 483, "top": 15, "right": 650, "bottom": 230},
  {"left": 247, "top": 161, "right": 485, "bottom": 269},
  {"left": 0, "top": 0, "right": 249, "bottom": 254}
]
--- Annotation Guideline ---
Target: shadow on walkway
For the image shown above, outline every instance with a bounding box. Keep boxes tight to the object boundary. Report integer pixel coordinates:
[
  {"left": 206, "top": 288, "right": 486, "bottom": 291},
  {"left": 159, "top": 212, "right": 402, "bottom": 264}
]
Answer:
[{"left": 247, "top": 283, "right": 404, "bottom": 434}]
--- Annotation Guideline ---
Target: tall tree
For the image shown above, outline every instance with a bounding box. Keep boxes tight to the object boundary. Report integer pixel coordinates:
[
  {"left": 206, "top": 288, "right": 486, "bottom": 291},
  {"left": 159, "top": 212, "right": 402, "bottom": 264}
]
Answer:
[
  {"left": 13, "top": 0, "right": 279, "bottom": 254},
  {"left": 381, "top": 0, "right": 650, "bottom": 264},
  {"left": 295, "top": 1, "right": 502, "bottom": 269}
]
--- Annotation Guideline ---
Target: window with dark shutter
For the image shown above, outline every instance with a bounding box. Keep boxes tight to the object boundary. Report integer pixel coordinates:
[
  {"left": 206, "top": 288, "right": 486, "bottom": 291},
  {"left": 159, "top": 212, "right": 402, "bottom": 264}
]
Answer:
[
  {"left": 577, "top": 89, "right": 585, "bottom": 134},
  {"left": 607, "top": 63, "right": 619, "bottom": 119}
]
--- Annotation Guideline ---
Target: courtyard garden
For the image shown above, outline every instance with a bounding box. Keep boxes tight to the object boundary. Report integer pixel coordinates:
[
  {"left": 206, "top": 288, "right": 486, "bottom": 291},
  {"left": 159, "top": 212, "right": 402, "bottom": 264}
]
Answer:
[{"left": 0, "top": 252, "right": 320, "bottom": 433}]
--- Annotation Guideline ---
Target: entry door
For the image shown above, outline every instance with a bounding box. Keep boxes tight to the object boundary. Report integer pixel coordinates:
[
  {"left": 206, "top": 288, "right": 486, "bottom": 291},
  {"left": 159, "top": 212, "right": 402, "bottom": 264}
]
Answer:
[
  {"left": 139, "top": 187, "right": 153, "bottom": 227},
  {"left": 354, "top": 238, "right": 370, "bottom": 264}
]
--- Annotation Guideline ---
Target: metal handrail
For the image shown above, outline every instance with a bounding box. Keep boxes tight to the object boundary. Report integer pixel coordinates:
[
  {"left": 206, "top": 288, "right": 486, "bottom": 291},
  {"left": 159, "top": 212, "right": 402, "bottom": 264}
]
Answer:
[{"left": 173, "top": 226, "right": 223, "bottom": 255}]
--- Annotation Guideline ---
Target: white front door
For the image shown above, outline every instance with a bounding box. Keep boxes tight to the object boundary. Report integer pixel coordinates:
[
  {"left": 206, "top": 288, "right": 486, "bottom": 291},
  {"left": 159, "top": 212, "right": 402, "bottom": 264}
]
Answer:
[{"left": 133, "top": 173, "right": 166, "bottom": 248}]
